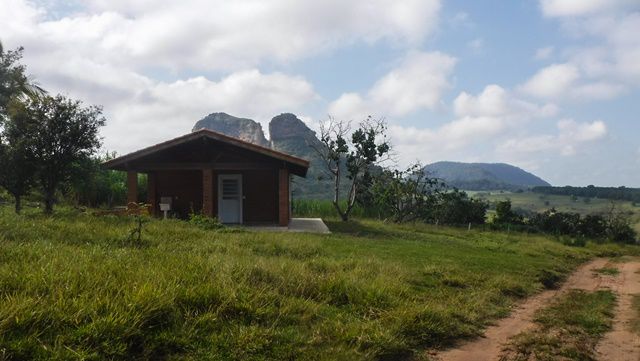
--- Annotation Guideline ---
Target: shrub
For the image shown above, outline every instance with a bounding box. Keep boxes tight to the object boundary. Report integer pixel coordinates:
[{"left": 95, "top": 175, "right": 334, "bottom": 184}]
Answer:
[{"left": 188, "top": 213, "right": 224, "bottom": 230}]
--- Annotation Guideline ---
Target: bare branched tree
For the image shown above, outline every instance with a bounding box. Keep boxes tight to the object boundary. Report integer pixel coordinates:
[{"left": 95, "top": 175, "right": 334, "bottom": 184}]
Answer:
[{"left": 311, "top": 116, "right": 392, "bottom": 221}]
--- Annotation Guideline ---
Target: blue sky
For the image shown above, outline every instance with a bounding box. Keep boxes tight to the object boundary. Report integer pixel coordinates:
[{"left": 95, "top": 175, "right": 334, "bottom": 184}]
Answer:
[{"left": 1, "top": 0, "right": 639, "bottom": 186}]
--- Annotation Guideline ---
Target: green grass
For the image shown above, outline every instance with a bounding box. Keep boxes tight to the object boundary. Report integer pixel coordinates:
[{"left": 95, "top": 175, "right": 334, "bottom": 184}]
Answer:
[
  {"left": 292, "top": 199, "right": 381, "bottom": 219},
  {"left": 0, "top": 206, "right": 637, "bottom": 360},
  {"left": 592, "top": 267, "right": 620, "bottom": 276},
  {"left": 502, "top": 289, "right": 616, "bottom": 360}
]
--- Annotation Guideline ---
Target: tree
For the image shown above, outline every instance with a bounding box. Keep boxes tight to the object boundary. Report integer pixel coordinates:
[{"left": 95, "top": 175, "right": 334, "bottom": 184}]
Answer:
[
  {"left": 312, "top": 116, "right": 391, "bottom": 221},
  {"left": 493, "top": 200, "right": 523, "bottom": 224},
  {"left": 0, "top": 126, "right": 36, "bottom": 213},
  {"left": 431, "top": 189, "right": 488, "bottom": 225},
  {"left": 366, "top": 163, "right": 442, "bottom": 223},
  {"left": 0, "top": 41, "right": 46, "bottom": 212},
  {"left": 12, "top": 95, "right": 105, "bottom": 213},
  {"left": 0, "top": 41, "right": 45, "bottom": 121}
]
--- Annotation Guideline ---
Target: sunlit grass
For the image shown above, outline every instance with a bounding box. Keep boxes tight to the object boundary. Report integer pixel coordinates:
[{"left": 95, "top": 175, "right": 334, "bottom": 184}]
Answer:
[{"left": 0, "top": 205, "right": 637, "bottom": 360}]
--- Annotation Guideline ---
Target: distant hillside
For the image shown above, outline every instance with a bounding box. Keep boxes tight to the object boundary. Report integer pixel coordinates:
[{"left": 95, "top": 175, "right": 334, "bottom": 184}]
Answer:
[{"left": 423, "top": 161, "right": 550, "bottom": 191}]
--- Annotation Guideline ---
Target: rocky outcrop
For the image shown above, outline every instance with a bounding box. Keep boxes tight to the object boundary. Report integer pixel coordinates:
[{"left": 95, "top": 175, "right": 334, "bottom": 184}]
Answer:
[
  {"left": 192, "top": 112, "right": 269, "bottom": 147},
  {"left": 269, "top": 113, "right": 317, "bottom": 141},
  {"left": 269, "top": 113, "right": 322, "bottom": 153}
]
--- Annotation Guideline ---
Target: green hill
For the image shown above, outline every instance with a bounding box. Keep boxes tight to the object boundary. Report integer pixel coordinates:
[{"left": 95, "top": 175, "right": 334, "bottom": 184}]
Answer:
[{"left": 424, "top": 161, "right": 551, "bottom": 191}]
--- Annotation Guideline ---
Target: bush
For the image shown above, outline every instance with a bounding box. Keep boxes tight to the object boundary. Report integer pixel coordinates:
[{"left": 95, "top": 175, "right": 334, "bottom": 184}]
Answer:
[
  {"left": 188, "top": 213, "right": 224, "bottom": 230},
  {"left": 493, "top": 200, "right": 524, "bottom": 225},
  {"left": 429, "top": 190, "right": 488, "bottom": 226}
]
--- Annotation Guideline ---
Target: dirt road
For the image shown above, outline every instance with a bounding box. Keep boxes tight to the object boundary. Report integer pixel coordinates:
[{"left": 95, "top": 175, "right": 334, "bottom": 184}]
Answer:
[
  {"left": 595, "top": 259, "right": 640, "bottom": 361},
  {"left": 431, "top": 258, "right": 640, "bottom": 361}
]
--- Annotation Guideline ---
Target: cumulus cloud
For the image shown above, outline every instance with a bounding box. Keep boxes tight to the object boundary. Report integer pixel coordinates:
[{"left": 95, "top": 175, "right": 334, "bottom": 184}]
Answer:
[
  {"left": 0, "top": 0, "right": 442, "bottom": 72},
  {"left": 384, "top": 85, "right": 558, "bottom": 166},
  {"left": 107, "top": 70, "right": 317, "bottom": 151},
  {"left": 498, "top": 119, "right": 607, "bottom": 156},
  {"left": 454, "top": 84, "right": 558, "bottom": 118},
  {"left": 520, "top": 63, "right": 580, "bottom": 98},
  {"left": 526, "top": 1, "right": 640, "bottom": 102},
  {"left": 328, "top": 51, "right": 457, "bottom": 120},
  {"left": 32, "top": 61, "right": 317, "bottom": 152},
  {"left": 4, "top": 0, "right": 453, "bottom": 152},
  {"left": 540, "top": 0, "right": 638, "bottom": 17}
]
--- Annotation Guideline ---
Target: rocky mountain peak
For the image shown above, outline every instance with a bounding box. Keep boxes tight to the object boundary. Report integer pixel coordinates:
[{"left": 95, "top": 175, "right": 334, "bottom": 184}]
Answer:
[
  {"left": 269, "top": 113, "right": 317, "bottom": 141},
  {"left": 192, "top": 112, "right": 269, "bottom": 147}
]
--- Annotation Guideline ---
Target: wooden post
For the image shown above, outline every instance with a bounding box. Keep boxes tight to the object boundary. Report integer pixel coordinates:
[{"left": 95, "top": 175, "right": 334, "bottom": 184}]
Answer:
[
  {"left": 203, "top": 169, "right": 214, "bottom": 217},
  {"left": 127, "top": 171, "right": 138, "bottom": 205},
  {"left": 278, "top": 168, "right": 290, "bottom": 226},
  {"left": 147, "top": 172, "right": 157, "bottom": 216}
]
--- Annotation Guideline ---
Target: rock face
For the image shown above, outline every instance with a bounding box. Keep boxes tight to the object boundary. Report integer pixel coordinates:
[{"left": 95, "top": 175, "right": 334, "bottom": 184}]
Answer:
[
  {"left": 269, "top": 113, "right": 322, "bottom": 156},
  {"left": 192, "top": 112, "right": 269, "bottom": 147},
  {"left": 269, "top": 113, "right": 332, "bottom": 198}
]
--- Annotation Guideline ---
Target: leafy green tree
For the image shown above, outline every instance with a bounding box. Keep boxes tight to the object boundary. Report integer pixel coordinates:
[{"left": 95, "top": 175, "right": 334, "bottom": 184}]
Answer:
[
  {"left": 493, "top": 200, "right": 524, "bottom": 224},
  {"left": 367, "top": 163, "right": 442, "bottom": 223},
  {"left": 0, "top": 123, "right": 36, "bottom": 213},
  {"left": 0, "top": 41, "right": 44, "bottom": 213},
  {"left": 313, "top": 116, "right": 391, "bottom": 221},
  {"left": 0, "top": 41, "right": 45, "bottom": 122},
  {"left": 65, "top": 152, "right": 126, "bottom": 208},
  {"left": 431, "top": 190, "right": 488, "bottom": 225},
  {"left": 11, "top": 95, "right": 105, "bottom": 213}
]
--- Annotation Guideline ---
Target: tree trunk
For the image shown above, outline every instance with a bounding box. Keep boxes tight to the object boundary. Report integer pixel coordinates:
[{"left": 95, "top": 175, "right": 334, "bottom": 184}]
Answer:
[
  {"left": 14, "top": 194, "right": 21, "bottom": 214},
  {"left": 44, "top": 191, "right": 55, "bottom": 214}
]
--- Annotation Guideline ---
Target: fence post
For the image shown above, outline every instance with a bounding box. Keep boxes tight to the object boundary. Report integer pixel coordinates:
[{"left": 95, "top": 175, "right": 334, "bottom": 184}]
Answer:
[{"left": 468, "top": 223, "right": 471, "bottom": 231}]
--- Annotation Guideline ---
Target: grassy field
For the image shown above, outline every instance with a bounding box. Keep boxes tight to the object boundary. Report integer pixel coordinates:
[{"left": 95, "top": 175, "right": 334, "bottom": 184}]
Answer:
[
  {"left": 471, "top": 191, "right": 640, "bottom": 233},
  {"left": 0, "top": 206, "right": 638, "bottom": 360}
]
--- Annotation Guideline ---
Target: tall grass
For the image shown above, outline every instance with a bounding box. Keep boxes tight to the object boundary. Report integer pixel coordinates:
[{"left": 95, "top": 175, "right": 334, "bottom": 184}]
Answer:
[
  {"left": 0, "top": 205, "right": 637, "bottom": 360},
  {"left": 292, "top": 199, "right": 383, "bottom": 219}
]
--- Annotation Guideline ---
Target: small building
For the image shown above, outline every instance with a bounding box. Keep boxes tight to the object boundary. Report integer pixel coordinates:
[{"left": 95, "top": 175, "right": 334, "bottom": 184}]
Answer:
[{"left": 103, "top": 129, "right": 309, "bottom": 226}]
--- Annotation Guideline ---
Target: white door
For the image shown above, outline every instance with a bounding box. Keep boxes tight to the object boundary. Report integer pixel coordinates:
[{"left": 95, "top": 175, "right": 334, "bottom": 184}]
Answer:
[{"left": 218, "top": 174, "right": 242, "bottom": 223}]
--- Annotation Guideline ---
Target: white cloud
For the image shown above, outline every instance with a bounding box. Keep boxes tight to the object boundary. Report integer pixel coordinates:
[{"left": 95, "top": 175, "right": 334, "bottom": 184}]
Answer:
[
  {"left": 535, "top": 46, "right": 554, "bottom": 60},
  {"left": 109, "top": 70, "right": 317, "bottom": 150},
  {"left": 530, "top": 1, "right": 640, "bottom": 103},
  {"left": 33, "top": 60, "right": 317, "bottom": 152},
  {"left": 329, "top": 51, "right": 457, "bottom": 120},
  {"left": 520, "top": 63, "right": 580, "bottom": 98},
  {"left": 497, "top": 119, "right": 607, "bottom": 156},
  {"left": 454, "top": 84, "right": 558, "bottom": 118},
  {"left": 1, "top": 0, "right": 442, "bottom": 72},
  {"left": 540, "top": 0, "right": 638, "bottom": 17},
  {"left": 386, "top": 85, "right": 558, "bottom": 166}
]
